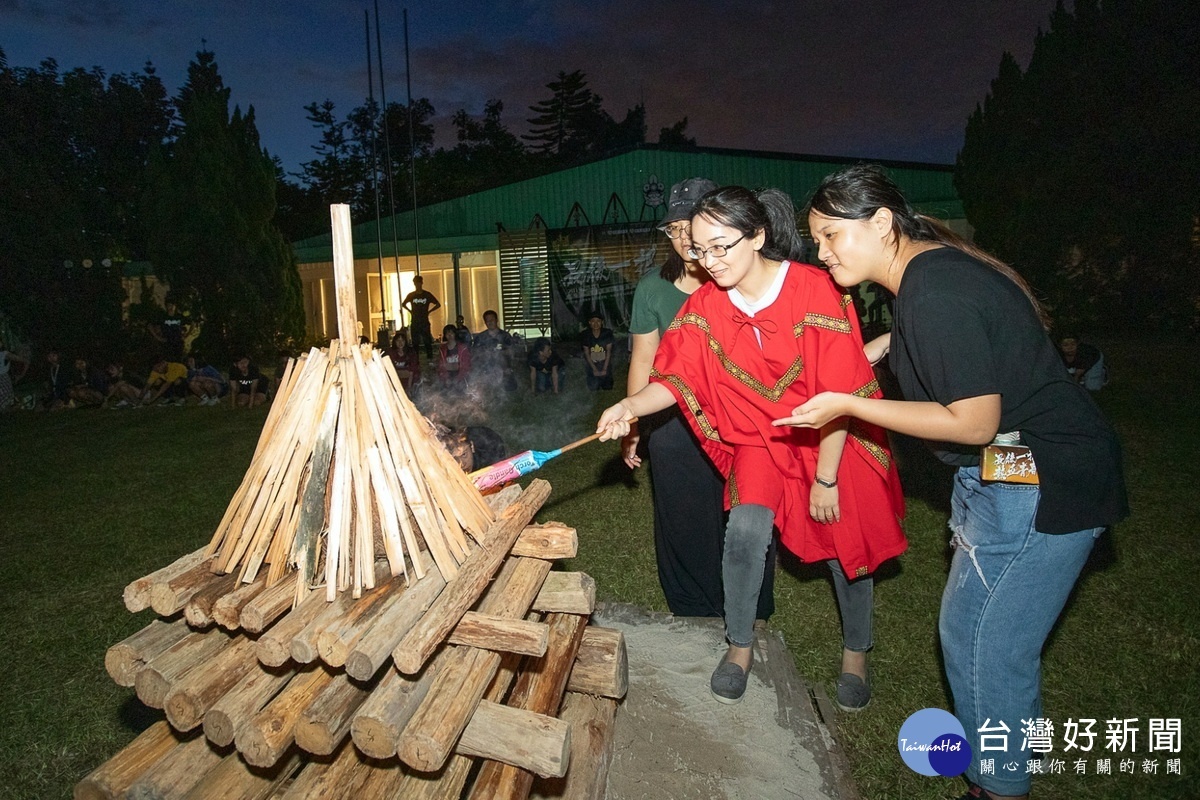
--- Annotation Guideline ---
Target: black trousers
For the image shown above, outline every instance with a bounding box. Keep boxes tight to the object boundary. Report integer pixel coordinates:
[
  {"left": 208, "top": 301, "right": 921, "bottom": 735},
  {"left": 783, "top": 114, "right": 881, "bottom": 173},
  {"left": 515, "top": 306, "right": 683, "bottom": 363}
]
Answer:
[{"left": 646, "top": 410, "right": 775, "bottom": 620}]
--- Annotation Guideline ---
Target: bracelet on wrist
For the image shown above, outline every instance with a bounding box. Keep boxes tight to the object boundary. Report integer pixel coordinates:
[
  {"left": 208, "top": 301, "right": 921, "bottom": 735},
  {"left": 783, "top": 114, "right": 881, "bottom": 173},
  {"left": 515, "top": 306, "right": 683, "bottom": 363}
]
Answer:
[{"left": 814, "top": 475, "right": 838, "bottom": 489}]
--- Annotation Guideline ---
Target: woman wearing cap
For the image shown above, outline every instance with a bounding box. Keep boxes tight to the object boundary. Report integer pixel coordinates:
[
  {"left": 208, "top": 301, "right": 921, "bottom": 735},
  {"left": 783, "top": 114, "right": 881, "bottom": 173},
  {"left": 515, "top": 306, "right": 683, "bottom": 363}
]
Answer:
[
  {"left": 600, "top": 186, "right": 906, "bottom": 707},
  {"left": 623, "top": 178, "right": 776, "bottom": 625},
  {"left": 780, "top": 166, "right": 1127, "bottom": 800}
]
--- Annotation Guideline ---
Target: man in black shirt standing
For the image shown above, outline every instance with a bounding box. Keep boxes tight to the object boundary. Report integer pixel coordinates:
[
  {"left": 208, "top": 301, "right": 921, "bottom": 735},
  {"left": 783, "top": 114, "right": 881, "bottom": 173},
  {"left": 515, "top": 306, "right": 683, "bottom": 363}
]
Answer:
[{"left": 402, "top": 276, "right": 441, "bottom": 360}]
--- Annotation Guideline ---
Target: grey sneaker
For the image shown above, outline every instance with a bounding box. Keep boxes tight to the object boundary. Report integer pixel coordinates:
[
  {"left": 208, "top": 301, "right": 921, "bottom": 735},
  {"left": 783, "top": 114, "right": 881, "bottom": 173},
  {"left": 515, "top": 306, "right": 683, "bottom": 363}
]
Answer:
[
  {"left": 836, "top": 672, "right": 871, "bottom": 712},
  {"left": 710, "top": 651, "right": 752, "bottom": 705}
]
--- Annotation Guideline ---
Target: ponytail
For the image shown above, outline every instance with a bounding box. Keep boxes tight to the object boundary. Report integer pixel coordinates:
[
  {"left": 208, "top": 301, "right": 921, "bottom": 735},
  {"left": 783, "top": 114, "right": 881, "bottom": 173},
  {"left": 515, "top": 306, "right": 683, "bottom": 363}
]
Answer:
[{"left": 693, "top": 186, "right": 805, "bottom": 263}]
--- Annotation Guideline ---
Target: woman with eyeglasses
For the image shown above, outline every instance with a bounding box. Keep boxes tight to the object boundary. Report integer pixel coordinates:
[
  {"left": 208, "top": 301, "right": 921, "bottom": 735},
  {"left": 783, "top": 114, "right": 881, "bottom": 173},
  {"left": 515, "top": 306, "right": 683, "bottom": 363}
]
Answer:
[
  {"left": 779, "top": 165, "right": 1127, "bottom": 800},
  {"left": 598, "top": 186, "right": 906, "bottom": 707},
  {"left": 623, "top": 178, "right": 776, "bottom": 625}
]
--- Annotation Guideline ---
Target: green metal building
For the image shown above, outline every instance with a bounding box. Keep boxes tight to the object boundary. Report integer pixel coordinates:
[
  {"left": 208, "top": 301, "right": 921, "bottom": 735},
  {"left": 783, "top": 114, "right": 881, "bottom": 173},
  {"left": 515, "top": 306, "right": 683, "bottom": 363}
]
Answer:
[{"left": 291, "top": 144, "right": 964, "bottom": 341}]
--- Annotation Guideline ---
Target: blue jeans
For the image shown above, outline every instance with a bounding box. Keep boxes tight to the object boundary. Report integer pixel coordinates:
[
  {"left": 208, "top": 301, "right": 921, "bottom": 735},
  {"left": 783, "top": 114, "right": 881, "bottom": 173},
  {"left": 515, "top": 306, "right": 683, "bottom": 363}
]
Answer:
[{"left": 940, "top": 467, "right": 1101, "bottom": 796}]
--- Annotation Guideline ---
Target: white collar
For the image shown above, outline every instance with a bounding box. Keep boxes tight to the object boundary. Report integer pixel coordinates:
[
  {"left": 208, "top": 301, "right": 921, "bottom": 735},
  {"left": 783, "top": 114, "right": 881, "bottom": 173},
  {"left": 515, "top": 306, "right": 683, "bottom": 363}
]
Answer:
[{"left": 729, "top": 261, "right": 790, "bottom": 317}]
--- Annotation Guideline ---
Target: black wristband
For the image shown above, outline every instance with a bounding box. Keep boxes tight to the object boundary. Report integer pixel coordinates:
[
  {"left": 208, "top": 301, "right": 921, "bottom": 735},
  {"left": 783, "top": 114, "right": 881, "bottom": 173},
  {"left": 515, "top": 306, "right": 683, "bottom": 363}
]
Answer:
[{"left": 814, "top": 476, "right": 838, "bottom": 489}]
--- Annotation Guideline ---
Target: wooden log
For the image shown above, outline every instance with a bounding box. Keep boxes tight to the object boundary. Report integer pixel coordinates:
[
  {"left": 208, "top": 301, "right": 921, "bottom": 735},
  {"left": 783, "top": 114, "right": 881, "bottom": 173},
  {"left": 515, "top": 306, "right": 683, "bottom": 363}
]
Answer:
[
  {"left": 211, "top": 573, "right": 268, "bottom": 630},
  {"left": 458, "top": 700, "right": 570, "bottom": 778},
  {"left": 183, "top": 572, "right": 241, "bottom": 628},
  {"left": 529, "top": 693, "right": 619, "bottom": 800},
  {"left": 122, "top": 731, "right": 225, "bottom": 800},
  {"left": 135, "top": 629, "right": 237, "bottom": 710},
  {"left": 123, "top": 547, "right": 209, "bottom": 613},
  {"left": 314, "top": 573, "right": 404, "bottom": 668},
  {"left": 396, "top": 646, "right": 498, "bottom": 771},
  {"left": 511, "top": 523, "right": 578, "bottom": 560},
  {"left": 367, "top": 755, "right": 474, "bottom": 800},
  {"left": 392, "top": 479, "right": 551, "bottom": 675},
  {"left": 104, "top": 619, "right": 192, "bottom": 688},
  {"left": 150, "top": 557, "right": 227, "bottom": 617},
  {"left": 467, "top": 613, "right": 588, "bottom": 800},
  {"left": 531, "top": 572, "right": 596, "bottom": 615},
  {"left": 565, "top": 627, "right": 628, "bottom": 700},
  {"left": 239, "top": 573, "right": 299, "bottom": 635},
  {"left": 236, "top": 665, "right": 336, "bottom": 768},
  {"left": 343, "top": 562, "right": 444, "bottom": 682},
  {"left": 181, "top": 749, "right": 301, "bottom": 800},
  {"left": 448, "top": 612, "right": 549, "bottom": 657},
  {"left": 255, "top": 586, "right": 330, "bottom": 667},
  {"left": 350, "top": 648, "right": 448, "bottom": 760},
  {"left": 294, "top": 672, "right": 371, "bottom": 756},
  {"left": 278, "top": 740, "right": 373, "bottom": 800},
  {"left": 291, "top": 561, "right": 390, "bottom": 665},
  {"left": 73, "top": 721, "right": 179, "bottom": 800},
  {"left": 164, "top": 635, "right": 260, "bottom": 731},
  {"left": 204, "top": 663, "right": 296, "bottom": 748}
]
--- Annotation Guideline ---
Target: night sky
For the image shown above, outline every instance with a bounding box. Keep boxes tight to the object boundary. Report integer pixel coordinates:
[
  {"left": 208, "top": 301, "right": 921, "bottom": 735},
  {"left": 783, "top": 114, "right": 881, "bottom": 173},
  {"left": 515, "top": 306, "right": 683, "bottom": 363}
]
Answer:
[{"left": 2, "top": 0, "right": 1059, "bottom": 173}]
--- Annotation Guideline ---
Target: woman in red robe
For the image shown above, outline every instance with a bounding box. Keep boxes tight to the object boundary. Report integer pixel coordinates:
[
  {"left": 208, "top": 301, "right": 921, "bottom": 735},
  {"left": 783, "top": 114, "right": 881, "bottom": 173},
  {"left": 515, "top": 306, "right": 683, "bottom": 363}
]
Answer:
[{"left": 598, "top": 187, "right": 905, "bottom": 707}]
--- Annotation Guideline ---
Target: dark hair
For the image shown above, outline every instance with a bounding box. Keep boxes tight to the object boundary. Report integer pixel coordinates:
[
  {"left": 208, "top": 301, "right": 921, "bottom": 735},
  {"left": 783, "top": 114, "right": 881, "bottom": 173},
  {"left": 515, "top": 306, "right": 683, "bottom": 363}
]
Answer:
[
  {"left": 659, "top": 247, "right": 688, "bottom": 284},
  {"left": 443, "top": 324, "right": 458, "bottom": 340},
  {"left": 807, "top": 164, "right": 1049, "bottom": 327},
  {"left": 532, "top": 336, "right": 552, "bottom": 354},
  {"left": 691, "top": 186, "right": 806, "bottom": 262},
  {"left": 482, "top": 309, "right": 498, "bottom": 321}
]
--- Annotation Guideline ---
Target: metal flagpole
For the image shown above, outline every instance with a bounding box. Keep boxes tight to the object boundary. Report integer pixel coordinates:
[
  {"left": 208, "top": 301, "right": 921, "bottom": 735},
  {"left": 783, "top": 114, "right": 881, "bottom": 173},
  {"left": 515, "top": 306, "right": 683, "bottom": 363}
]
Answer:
[
  {"left": 365, "top": 10, "right": 387, "bottom": 340},
  {"left": 404, "top": 8, "right": 422, "bottom": 276},
  {"left": 374, "top": 0, "right": 403, "bottom": 331}
]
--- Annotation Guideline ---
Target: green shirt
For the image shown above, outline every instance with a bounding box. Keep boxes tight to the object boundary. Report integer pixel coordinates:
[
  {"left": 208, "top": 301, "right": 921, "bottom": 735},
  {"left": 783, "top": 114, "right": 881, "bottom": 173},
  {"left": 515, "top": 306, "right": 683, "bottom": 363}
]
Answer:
[{"left": 629, "top": 267, "right": 691, "bottom": 337}]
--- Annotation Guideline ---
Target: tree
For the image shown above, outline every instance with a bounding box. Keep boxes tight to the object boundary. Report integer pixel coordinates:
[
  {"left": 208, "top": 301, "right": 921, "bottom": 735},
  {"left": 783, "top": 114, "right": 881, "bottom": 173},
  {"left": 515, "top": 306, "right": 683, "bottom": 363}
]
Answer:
[
  {"left": 524, "top": 70, "right": 624, "bottom": 163},
  {"left": 143, "top": 49, "right": 302, "bottom": 362},
  {"left": 956, "top": 0, "right": 1200, "bottom": 330},
  {"left": 658, "top": 116, "right": 697, "bottom": 148}
]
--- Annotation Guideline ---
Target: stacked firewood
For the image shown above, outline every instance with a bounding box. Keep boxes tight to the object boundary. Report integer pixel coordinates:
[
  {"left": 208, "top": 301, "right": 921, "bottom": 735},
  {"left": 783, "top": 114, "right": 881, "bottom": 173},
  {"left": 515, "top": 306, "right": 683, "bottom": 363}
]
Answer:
[
  {"left": 79, "top": 483, "right": 627, "bottom": 799},
  {"left": 76, "top": 208, "right": 625, "bottom": 799}
]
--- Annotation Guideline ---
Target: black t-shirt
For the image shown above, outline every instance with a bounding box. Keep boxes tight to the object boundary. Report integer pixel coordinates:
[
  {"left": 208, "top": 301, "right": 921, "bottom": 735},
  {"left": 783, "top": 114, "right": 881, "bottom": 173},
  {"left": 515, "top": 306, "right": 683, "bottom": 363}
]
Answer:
[
  {"left": 404, "top": 291, "right": 438, "bottom": 326},
  {"left": 528, "top": 351, "right": 565, "bottom": 376},
  {"left": 231, "top": 363, "right": 264, "bottom": 389},
  {"left": 1061, "top": 342, "right": 1101, "bottom": 376},
  {"left": 890, "top": 248, "right": 1128, "bottom": 533},
  {"left": 580, "top": 328, "right": 615, "bottom": 366}
]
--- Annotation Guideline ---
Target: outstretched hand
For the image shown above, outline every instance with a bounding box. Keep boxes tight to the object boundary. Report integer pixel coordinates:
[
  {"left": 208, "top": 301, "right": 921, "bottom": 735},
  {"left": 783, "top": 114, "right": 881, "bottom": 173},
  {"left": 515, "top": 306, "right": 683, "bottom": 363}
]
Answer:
[
  {"left": 772, "top": 392, "right": 850, "bottom": 429},
  {"left": 621, "top": 424, "right": 642, "bottom": 469},
  {"left": 596, "top": 401, "right": 636, "bottom": 442}
]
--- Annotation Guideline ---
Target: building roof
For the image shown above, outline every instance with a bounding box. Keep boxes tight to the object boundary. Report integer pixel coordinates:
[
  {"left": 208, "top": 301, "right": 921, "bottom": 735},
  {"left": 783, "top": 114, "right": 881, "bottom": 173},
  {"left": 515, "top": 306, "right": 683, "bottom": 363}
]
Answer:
[{"left": 291, "top": 144, "right": 962, "bottom": 264}]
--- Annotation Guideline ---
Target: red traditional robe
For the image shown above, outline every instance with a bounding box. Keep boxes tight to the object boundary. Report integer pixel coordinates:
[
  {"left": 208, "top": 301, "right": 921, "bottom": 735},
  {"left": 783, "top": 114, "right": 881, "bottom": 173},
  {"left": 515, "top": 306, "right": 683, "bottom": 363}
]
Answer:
[{"left": 650, "top": 262, "right": 906, "bottom": 578}]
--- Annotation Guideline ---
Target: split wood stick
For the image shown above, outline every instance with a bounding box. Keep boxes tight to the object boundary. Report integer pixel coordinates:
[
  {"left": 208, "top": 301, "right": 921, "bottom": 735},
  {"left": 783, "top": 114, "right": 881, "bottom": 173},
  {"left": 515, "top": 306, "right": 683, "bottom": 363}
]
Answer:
[
  {"left": 324, "top": 394, "right": 352, "bottom": 599},
  {"left": 392, "top": 479, "right": 551, "bottom": 675},
  {"left": 211, "top": 573, "right": 268, "bottom": 630},
  {"left": 203, "top": 662, "right": 296, "bottom": 748},
  {"left": 164, "top": 635, "right": 260, "bottom": 732},
  {"left": 344, "top": 563, "right": 445, "bottom": 682},
  {"left": 291, "top": 560, "right": 390, "bottom": 664},
  {"left": 277, "top": 740, "right": 373, "bottom": 800},
  {"left": 183, "top": 572, "right": 241, "bottom": 628},
  {"left": 350, "top": 647, "right": 450, "bottom": 760},
  {"left": 294, "top": 672, "right": 371, "bottom": 756},
  {"left": 365, "top": 446, "right": 406, "bottom": 579},
  {"left": 239, "top": 572, "right": 299, "bottom": 635},
  {"left": 395, "top": 645, "right": 498, "bottom": 771},
  {"left": 512, "top": 523, "right": 578, "bottom": 560},
  {"left": 330, "top": 204, "right": 359, "bottom": 343},
  {"left": 344, "top": 366, "right": 377, "bottom": 598},
  {"left": 315, "top": 574, "right": 406, "bottom": 668},
  {"left": 531, "top": 572, "right": 596, "bottom": 615},
  {"left": 180, "top": 748, "right": 301, "bottom": 800},
  {"left": 529, "top": 693, "right": 619, "bottom": 800},
  {"left": 73, "top": 721, "right": 179, "bottom": 800},
  {"left": 149, "top": 556, "right": 227, "bottom": 617},
  {"left": 467, "top": 613, "right": 589, "bottom": 800},
  {"left": 448, "top": 612, "right": 549, "bottom": 657},
  {"left": 122, "top": 730, "right": 224, "bottom": 800},
  {"left": 458, "top": 700, "right": 571, "bottom": 778},
  {"left": 105, "top": 619, "right": 192, "bottom": 687},
  {"left": 135, "top": 629, "right": 237, "bottom": 710},
  {"left": 123, "top": 548, "right": 208, "bottom": 613},
  {"left": 289, "top": 382, "right": 339, "bottom": 601},
  {"left": 565, "top": 626, "right": 628, "bottom": 700},
  {"left": 256, "top": 585, "right": 330, "bottom": 667},
  {"left": 485, "top": 483, "right": 524, "bottom": 513},
  {"left": 236, "top": 664, "right": 336, "bottom": 768}
]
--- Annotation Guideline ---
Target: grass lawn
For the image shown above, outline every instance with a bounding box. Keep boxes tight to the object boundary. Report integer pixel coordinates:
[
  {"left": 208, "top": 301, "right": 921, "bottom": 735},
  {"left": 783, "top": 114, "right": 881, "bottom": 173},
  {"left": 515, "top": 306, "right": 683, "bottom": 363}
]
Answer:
[{"left": 1, "top": 337, "right": 1196, "bottom": 799}]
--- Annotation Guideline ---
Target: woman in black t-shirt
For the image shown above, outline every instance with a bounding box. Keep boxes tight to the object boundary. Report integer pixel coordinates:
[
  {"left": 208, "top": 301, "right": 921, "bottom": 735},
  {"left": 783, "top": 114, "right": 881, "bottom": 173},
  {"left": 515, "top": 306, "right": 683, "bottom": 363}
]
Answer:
[{"left": 777, "top": 165, "right": 1127, "bottom": 800}]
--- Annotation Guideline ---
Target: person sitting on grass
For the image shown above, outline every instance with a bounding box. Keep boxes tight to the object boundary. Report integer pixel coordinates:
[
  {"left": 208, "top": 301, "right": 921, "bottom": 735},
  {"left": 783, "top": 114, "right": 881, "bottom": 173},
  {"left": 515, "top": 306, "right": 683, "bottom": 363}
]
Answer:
[
  {"left": 437, "top": 324, "right": 472, "bottom": 389},
  {"left": 104, "top": 363, "right": 143, "bottom": 408},
  {"left": 230, "top": 356, "right": 268, "bottom": 408},
  {"left": 388, "top": 329, "right": 420, "bottom": 392},
  {"left": 186, "top": 355, "right": 228, "bottom": 406},
  {"left": 68, "top": 357, "right": 108, "bottom": 408},
  {"left": 0, "top": 338, "right": 29, "bottom": 411},
  {"left": 44, "top": 350, "right": 72, "bottom": 410},
  {"left": 142, "top": 358, "right": 189, "bottom": 406},
  {"left": 527, "top": 337, "right": 565, "bottom": 395},
  {"left": 580, "top": 311, "right": 615, "bottom": 391}
]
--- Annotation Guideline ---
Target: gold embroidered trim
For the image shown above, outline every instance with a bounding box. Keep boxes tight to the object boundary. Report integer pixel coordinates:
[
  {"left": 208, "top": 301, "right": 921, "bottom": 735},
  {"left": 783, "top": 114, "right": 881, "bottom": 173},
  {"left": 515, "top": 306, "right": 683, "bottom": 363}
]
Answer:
[
  {"left": 855, "top": 565, "right": 869, "bottom": 578},
  {"left": 841, "top": 294, "right": 854, "bottom": 310},
  {"left": 850, "top": 421, "right": 891, "bottom": 471},
  {"left": 801, "top": 312, "right": 852, "bottom": 335},
  {"left": 651, "top": 368, "right": 721, "bottom": 442},
  {"left": 728, "top": 468, "right": 740, "bottom": 506},
  {"left": 852, "top": 379, "right": 880, "bottom": 398},
  {"left": 673, "top": 312, "right": 804, "bottom": 402}
]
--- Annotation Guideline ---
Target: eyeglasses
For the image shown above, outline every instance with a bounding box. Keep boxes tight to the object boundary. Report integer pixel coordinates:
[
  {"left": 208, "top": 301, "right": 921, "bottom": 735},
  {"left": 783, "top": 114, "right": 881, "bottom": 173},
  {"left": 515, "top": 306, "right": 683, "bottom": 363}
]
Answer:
[
  {"left": 687, "top": 234, "right": 746, "bottom": 260},
  {"left": 660, "top": 223, "right": 690, "bottom": 239}
]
